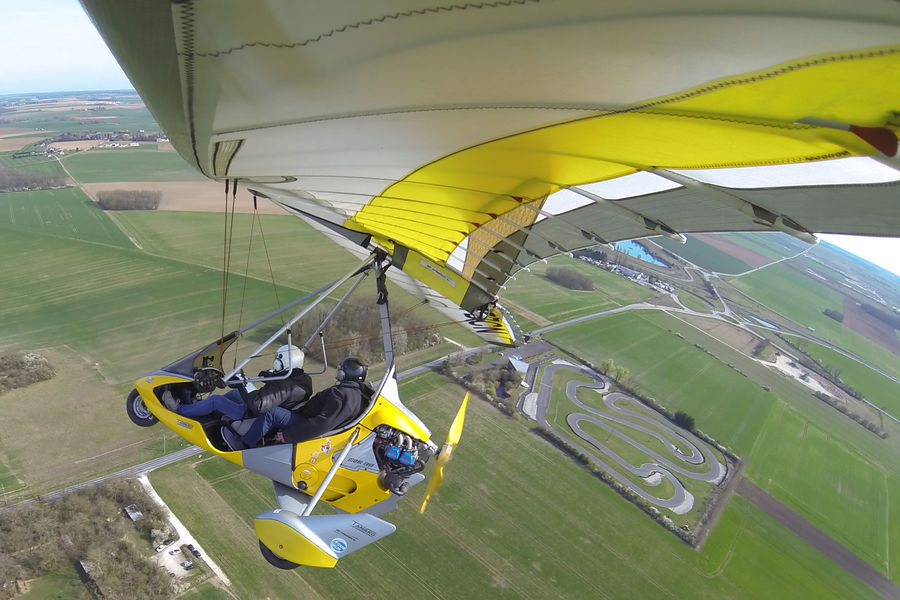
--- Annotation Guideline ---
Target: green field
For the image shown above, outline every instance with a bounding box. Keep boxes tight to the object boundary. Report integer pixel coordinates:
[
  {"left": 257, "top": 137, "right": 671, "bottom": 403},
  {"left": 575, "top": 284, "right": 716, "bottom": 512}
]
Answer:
[
  {"left": 655, "top": 235, "right": 752, "bottom": 274},
  {"left": 18, "top": 567, "right": 90, "bottom": 600},
  {"left": 501, "top": 255, "right": 655, "bottom": 330},
  {"left": 702, "top": 495, "right": 877, "bottom": 599},
  {"left": 729, "top": 231, "right": 808, "bottom": 259},
  {"left": 0, "top": 151, "right": 70, "bottom": 176},
  {"left": 0, "top": 227, "right": 307, "bottom": 378},
  {"left": 150, "top": 372, "right": 878, "bottom": 600},
  {"left": 729, "top": 262, "right": 900, "bottom": 380},
  {"left": 61, "top": 148, "right": 204, "bottom": 183},
  {"left": 178, "top": 583, "right": 234, "bottom": 600},
  {"left": 676, "top": 289, "right": 715, "bottom": 313},
  {"left": 0, "top": 187, "right": 132, "bottom": 247},
  {"left": 0, "top": 346, "right": 191, "bottom": 499},
  {"left": 114, "top": 211, "right": 362, "bottom": 295},
  {"left": 744, "top": 403, "right": 896, "bottom": 576},
  {"left": 0, "top": 458, "right": 23, "bottom": 497}
]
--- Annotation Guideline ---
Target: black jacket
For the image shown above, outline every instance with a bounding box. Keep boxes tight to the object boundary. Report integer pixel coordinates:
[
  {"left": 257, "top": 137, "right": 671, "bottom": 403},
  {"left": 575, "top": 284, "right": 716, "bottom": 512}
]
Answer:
[
  {"left": 281, "top": 380, "right": 364, "bottom": 443},
  {"left": 240, "top": 368, "right": 313, "bottom": 417}
]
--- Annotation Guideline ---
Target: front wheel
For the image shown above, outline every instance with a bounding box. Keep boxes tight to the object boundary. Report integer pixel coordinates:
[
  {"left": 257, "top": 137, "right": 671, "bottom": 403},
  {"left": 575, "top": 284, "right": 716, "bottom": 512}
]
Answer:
[
  {"left": 126, "top": 389, "right": 158, "bottom": 427},
  {"left": 259, "top": 541, "right": 300, "bottom": 570}
]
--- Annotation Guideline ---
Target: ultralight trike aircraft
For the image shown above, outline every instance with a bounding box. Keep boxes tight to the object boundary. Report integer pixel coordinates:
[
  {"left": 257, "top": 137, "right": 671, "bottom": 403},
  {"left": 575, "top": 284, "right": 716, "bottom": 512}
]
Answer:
[
  {"left": 86, "top": 0, "right": 900, "bottom": 574},
  {"left": 127, "top": 252, "right": 468, "bottom": 569}
]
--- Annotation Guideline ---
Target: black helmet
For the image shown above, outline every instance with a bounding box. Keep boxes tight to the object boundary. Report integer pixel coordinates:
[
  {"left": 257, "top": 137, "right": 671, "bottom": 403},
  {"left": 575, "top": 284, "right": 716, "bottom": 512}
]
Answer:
[{"left": 336, "top": 357, "right": 367, "bottom": 383}]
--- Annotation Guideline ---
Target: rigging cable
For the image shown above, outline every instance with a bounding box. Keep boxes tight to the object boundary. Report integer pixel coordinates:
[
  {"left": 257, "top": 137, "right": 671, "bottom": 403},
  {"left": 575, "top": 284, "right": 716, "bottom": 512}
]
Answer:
[
  {"left": 219, "top": 179, "right": 238, "bottom": 365},
  {"left": 255, "top": 194, "right": 284, "bottom": 322},
  {"left": 231, "top": 193, "right": 285, "bottom": 368}
]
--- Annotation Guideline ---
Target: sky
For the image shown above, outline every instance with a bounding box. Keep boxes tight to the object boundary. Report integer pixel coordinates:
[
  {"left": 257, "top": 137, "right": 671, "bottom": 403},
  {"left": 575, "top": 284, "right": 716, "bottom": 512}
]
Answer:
[
  {"left": 2, "top": 0, "right": 900, "bottom": 277},
  {"left": 0, "top": 0, "right": 132, "bottom": 94}
]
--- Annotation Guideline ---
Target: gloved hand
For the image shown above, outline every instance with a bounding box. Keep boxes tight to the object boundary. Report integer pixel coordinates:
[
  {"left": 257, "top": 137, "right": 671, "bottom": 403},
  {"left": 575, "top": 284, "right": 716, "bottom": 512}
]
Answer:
[{"left": 224, "top": 370, "right": 247, "bottom": 388}]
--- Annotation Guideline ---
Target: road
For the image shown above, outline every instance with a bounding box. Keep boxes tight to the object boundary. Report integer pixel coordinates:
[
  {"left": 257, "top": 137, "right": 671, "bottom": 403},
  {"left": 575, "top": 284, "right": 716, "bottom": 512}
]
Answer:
[{"left": 0, "top": 445, "right": 201, "bottom": 514}]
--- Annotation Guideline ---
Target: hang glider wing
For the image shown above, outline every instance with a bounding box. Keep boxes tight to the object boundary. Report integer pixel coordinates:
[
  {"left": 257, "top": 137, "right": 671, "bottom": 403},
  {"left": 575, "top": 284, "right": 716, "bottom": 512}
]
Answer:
[{"left": 82, "top": 0, "right": 900, "bottom": 345}]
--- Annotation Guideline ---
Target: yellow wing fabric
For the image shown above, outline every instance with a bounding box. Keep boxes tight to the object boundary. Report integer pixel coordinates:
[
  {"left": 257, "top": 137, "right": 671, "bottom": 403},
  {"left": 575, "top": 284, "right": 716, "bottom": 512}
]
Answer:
[{"left": 81, "top": 1, "right": 900, "bottom": 344}]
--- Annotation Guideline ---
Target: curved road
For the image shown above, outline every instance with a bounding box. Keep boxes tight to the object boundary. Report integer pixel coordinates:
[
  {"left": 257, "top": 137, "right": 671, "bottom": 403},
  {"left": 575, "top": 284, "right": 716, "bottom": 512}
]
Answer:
[{"left": 526, "top": 361, "right": 726, "bottom": 514}]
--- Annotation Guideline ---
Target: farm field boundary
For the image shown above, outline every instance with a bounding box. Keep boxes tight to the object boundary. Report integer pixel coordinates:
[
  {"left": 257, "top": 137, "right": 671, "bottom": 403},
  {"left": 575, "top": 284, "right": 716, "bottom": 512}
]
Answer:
[{"left": 737, "top": 478, "right": 900, "bottom": 600}]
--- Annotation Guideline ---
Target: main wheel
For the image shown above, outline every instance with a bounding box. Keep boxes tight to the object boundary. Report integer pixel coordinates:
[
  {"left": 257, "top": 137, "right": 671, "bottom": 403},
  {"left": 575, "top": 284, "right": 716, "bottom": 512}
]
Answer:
[
  {"left": 258, "top": 540, "right": 300, "bottom": 570},
  {"left": 126, "top": 389, "right": 158, "bottom": 427}
]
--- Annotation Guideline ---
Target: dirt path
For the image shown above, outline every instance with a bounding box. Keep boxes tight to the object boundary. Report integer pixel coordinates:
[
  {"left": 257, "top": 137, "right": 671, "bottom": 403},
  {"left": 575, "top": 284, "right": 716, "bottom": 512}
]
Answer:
[
  {"left": 736, "top": 478, "right": 900, "bottom": 600},
  {"left": 693, "top": 459, "right": 744, "bottom": 549}
]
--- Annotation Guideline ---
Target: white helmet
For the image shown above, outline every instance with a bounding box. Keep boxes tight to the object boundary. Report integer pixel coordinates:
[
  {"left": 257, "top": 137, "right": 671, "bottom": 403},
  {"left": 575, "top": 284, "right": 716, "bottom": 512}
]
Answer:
[{"left": 273, "top": 344, "right": 304, "bottom": 372}]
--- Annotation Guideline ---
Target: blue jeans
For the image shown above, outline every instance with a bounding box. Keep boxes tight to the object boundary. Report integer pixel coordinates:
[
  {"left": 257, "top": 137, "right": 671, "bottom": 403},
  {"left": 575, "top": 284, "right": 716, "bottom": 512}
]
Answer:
[
  {"left": 242, "top": 406, "right": 301, "bottom": 448},
  {"left": 176, "top": 389, "right": 247, "bottom": 421}
]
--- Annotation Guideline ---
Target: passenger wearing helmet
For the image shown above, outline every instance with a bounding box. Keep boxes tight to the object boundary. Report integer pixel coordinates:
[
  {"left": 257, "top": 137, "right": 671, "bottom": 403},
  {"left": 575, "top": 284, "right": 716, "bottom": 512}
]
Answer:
[
  {"left": 171, "top": 344, "right": 312, "bottom": 426},
  {"left": 243, "top": 345, "right": 313, "bottom": 415},
  {"left": 223, "top": 357, "right": 368, "bottom": 450}
]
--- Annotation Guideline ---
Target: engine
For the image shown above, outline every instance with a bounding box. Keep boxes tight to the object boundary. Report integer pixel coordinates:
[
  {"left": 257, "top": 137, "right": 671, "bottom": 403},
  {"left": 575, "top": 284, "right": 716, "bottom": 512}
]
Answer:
[{"left": 373, "top": 425, "right": 437, "bottom": 496}]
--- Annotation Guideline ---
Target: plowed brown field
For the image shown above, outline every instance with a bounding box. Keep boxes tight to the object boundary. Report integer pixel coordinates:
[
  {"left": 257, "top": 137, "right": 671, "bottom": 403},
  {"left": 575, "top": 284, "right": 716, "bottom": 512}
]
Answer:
[
  {"left": 692, "top": 233, "right": 771, "bottom": 268},
  {"left": 843, "top": 297, "right": 900, "bottom": 356}
]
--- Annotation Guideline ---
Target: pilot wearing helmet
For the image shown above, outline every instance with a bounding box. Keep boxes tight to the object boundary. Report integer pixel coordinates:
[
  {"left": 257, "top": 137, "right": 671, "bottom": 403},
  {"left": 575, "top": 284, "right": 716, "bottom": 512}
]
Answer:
[
  {"left": 167, "top": 343, "right": 312, "bottom": 425},
  {"left": 221, "top": 357, "right": 368, "bottom": 450}
]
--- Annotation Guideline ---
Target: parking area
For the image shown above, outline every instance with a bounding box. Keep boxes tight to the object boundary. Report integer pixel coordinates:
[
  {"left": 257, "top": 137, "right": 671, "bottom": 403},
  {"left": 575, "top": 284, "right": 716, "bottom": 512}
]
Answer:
[{"left": 152, "top": 540, "right": 203, "bottom": 579}]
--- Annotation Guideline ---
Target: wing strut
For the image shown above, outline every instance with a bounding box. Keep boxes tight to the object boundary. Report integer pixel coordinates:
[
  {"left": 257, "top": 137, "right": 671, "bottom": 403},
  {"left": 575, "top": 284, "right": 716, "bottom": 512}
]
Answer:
[
  {"left": 568, "top": 186, "right": 687, "bottom": 243},
  {"left": 517, "top": 202, "right": 613, "bottom": 248}
]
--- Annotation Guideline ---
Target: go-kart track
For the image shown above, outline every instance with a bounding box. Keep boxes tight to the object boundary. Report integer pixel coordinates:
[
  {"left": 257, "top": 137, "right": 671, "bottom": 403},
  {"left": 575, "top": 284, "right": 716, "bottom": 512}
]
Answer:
[{"left": 520, "top": 360, "right": 726, "bottom": 514}]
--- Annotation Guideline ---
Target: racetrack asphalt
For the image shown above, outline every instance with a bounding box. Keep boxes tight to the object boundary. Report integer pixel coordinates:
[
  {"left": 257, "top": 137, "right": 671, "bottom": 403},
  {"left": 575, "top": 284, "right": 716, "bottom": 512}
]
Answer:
[{"left": 523, "top": 360, "right": 726, "bottom": 514}]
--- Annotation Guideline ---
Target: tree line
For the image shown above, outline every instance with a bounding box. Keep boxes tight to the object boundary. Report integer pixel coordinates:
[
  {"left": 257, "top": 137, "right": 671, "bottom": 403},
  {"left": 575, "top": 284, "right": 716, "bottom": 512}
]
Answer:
[
  {"left": 545, "top": 266, "right": 594, "bottom": 291},
  {"left": 437, "top": 351, "right": 523, "bottom": 415},
  {"left": 96, "top": 189, "right": 161, "bottom": 210},
  {"left": 859, "top": 302, "right": 900, "bottom": 330},
  {"left": 0, "top": 479, "right": 174, "bottom": 599},
  {"left": 0, "top": 168, "right": 67, "bottom": 193},
  {"left": 823, "top": 308, "right": 844, "bottom": 322},
  {"left": 291, "top": 296, "right": 442, "bottom": 365}
]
